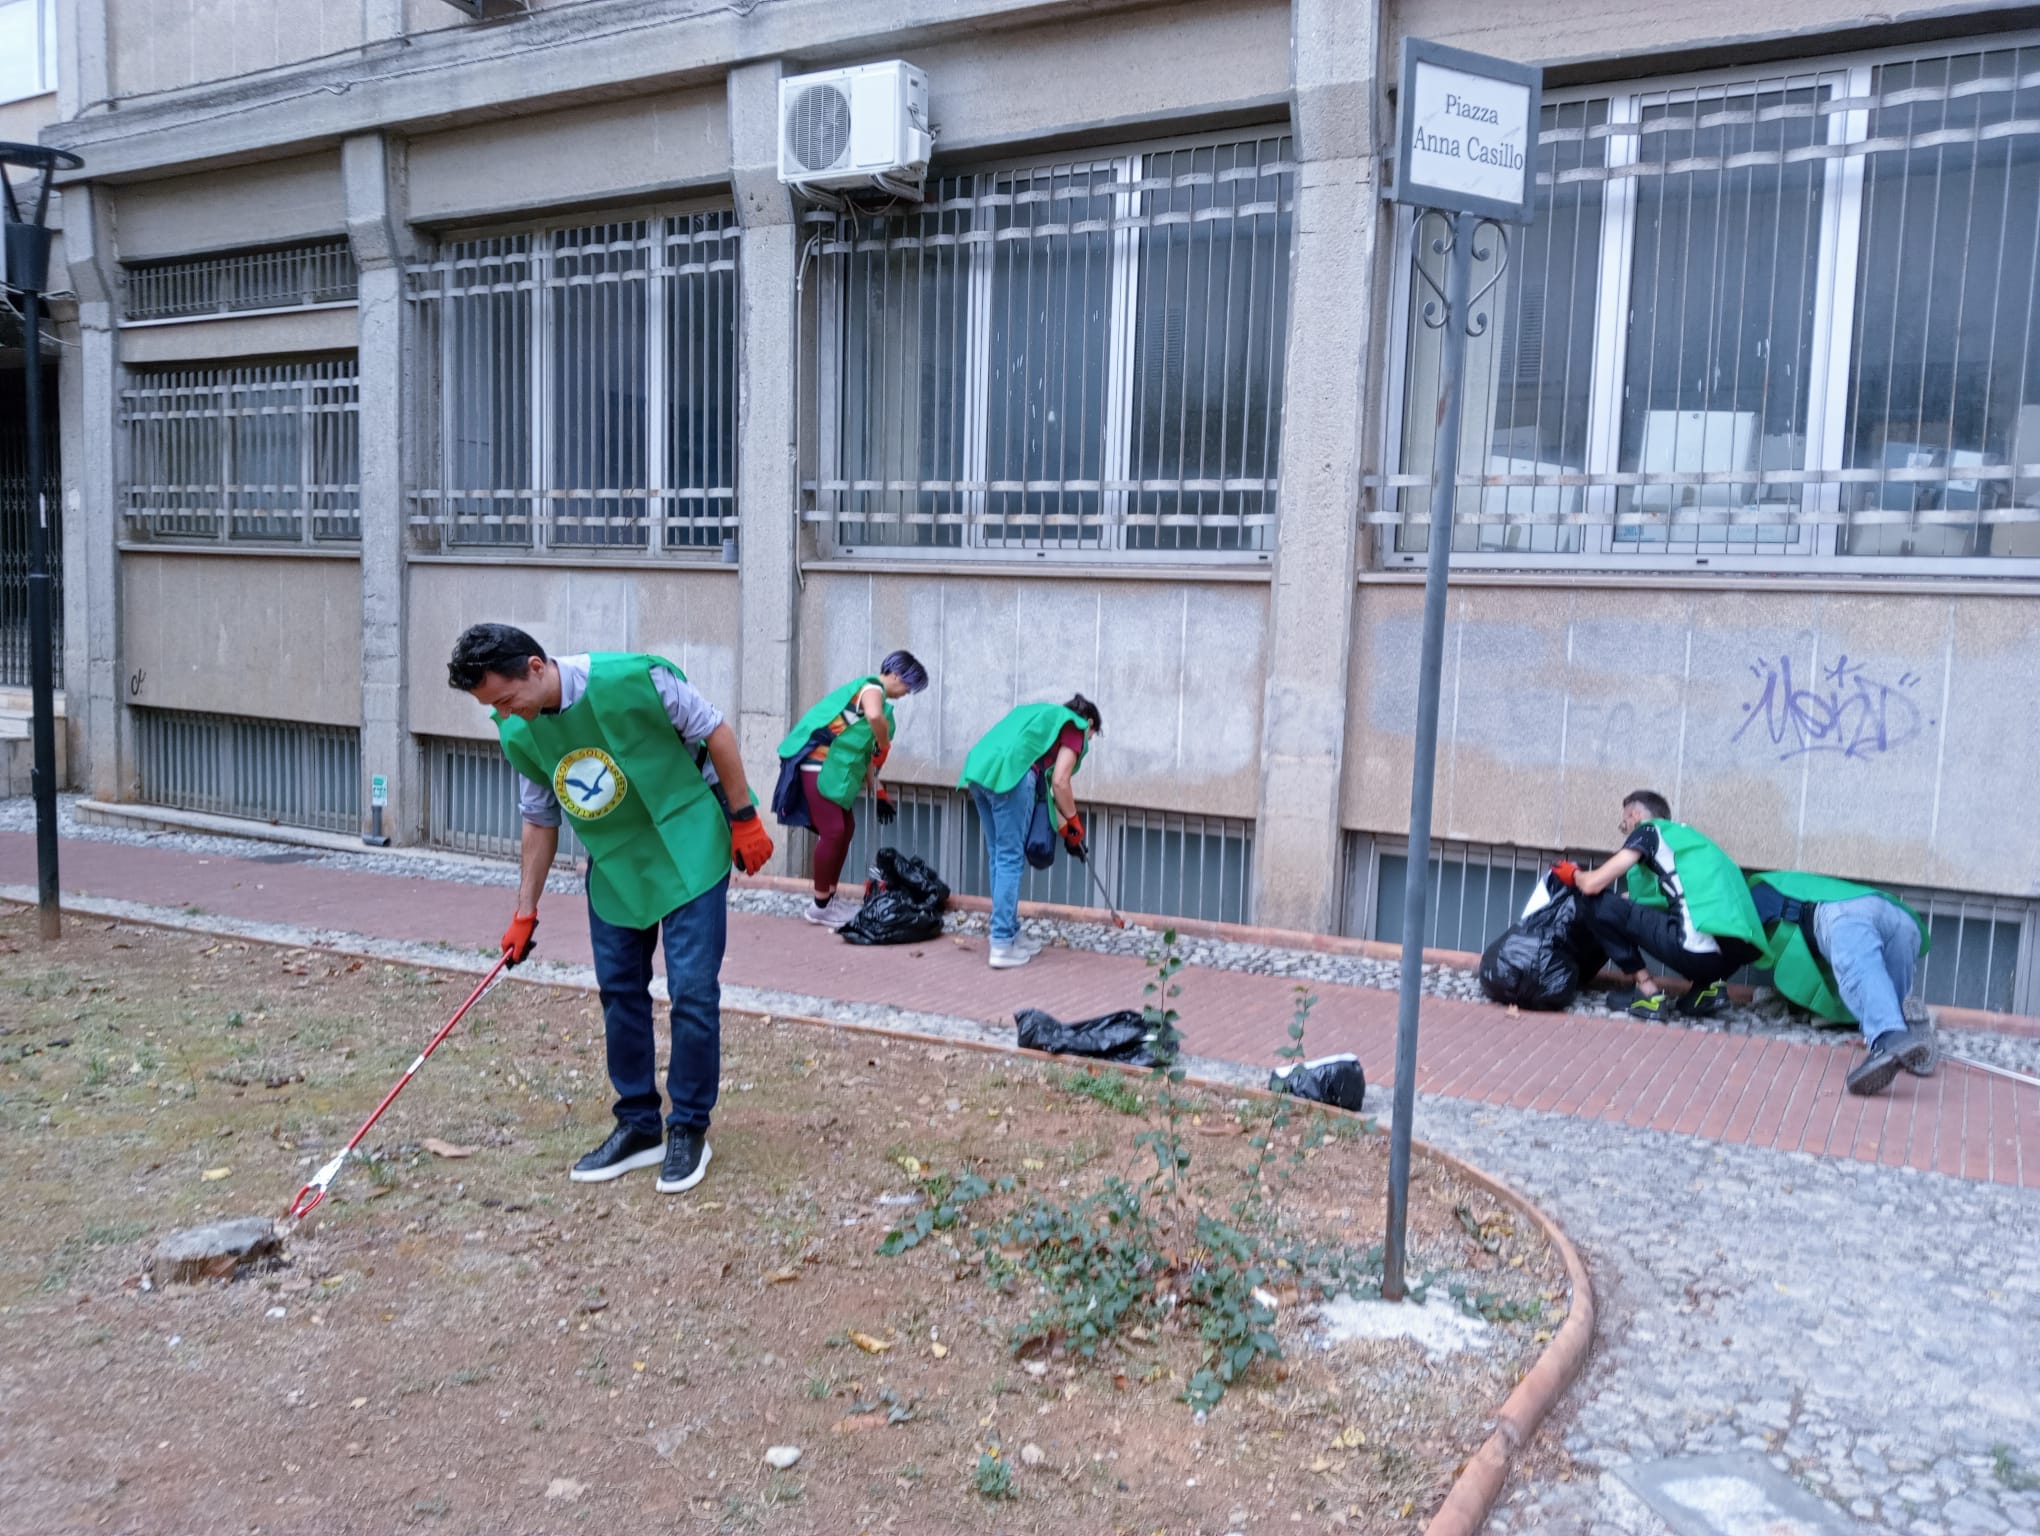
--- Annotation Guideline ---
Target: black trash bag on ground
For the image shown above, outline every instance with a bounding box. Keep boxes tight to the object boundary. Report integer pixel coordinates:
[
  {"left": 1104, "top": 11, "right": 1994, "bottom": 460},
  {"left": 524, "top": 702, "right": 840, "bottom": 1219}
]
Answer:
[
  {"left": 1478, "top": 873, "right": 1607, "bottom": 1011},
  {"left": 1014, "top": 1007, "right": 1157, "bottom": 1064},
  {"left": 1267, "top": 1053, "right": 1368, "bottom": 1112},
  {"left": 839, "top": 848, "right": 951, "bottom": 947}
]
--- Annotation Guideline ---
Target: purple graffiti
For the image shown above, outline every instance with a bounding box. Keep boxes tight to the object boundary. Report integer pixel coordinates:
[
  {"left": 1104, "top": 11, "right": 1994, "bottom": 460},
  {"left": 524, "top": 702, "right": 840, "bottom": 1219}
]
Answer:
[{"left": 1730, "top": 654, "right": 1932, "bottom": 762}]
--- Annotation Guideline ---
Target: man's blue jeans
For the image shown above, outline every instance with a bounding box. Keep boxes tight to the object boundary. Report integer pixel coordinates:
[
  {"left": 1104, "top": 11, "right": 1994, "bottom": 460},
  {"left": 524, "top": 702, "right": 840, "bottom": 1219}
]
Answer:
[
  {"left": 969, "top": 772, "right": 1037, "bottom": 946},
  {"left": 587, "top": 875, "right": 729, "bottom": 1136},
  {"left": 1813, "top": 894, "right": 1920, "bottom": 1048}
]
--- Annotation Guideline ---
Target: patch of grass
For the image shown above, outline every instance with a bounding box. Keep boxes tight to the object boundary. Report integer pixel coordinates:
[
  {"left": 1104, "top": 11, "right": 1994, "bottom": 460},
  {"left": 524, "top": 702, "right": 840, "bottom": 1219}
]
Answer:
[
  {"left": 1055, "top": 1067, "right": 1146, "bottom": 1116},
  {"left": 802, "top": 1371, "right": 833, "bottom": 1400},
  {"left": 82, "top": 1055, "right": 111, "bottom": 1089},
  {"left": 447, "top": 1364, "right": 492, "bottom": 1387},
  {"left": 973, "top": 1450, "right": 1013, "bottom": 1500},
  {"left": 1993, "top": 1444, "right": 2040, "bottom": 1492}
]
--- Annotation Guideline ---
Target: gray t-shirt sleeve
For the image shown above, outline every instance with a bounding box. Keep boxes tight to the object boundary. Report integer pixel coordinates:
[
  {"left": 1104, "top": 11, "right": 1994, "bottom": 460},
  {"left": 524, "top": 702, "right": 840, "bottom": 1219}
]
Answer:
[{"left": 518, "top": 770, "right": 562, "bottom": 829}]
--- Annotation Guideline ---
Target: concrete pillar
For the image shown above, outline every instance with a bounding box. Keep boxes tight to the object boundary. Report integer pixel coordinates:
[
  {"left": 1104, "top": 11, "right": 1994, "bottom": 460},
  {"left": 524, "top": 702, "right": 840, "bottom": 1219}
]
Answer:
[
  {"left": 59, "top": 0, "right": 110, "bottom": 121},
  {"left": 1250, "top": 0, "right": 1383, "bottom": 933},
  {"left": 728, "top": 60, "right": 800, "bottom": 873},
  {"left": 55, "top": 184, "right": 127, "bottom": 800},
  {"left": 342, "top": 133, "right": 420, "bottom": 842},
  {"left": 363, "top": 0, "right": 408, "bottom": 44}
]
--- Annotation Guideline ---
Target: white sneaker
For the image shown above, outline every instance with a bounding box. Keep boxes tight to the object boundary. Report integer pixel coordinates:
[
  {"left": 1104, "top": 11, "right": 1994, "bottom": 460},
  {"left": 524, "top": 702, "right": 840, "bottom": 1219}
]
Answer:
[
  {"left": 1013, "top": 930, "right": 1045, "bottom": 955},
  {"left": 988, "top": 943, "right": 1034, "bottom": 969},
  {"left": 803, "top": 894, "right": 855, "bottom": 929}
]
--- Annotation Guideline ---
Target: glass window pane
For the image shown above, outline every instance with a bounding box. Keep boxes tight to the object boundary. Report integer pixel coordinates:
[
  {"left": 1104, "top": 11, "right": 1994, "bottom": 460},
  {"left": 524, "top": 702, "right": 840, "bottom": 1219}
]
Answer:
[
  {"left": 1128, "top": 139, "right": 1292, "bottom": 554},
  {"left": 981, "top": 161, "right": 1117, "bottom": 550},
  {"left": 1615, "top": 85, "right": 1827, "bottom": 556},
  {"left": 0, "top": 2, "right": 41, "bottom": 102},
  {"left": 1842, "top": 49, "right": 2040, "bottom": 559},
  {"left": 1398, "top": 99, "right": 1607, "bottom": 556},
  {"left": 663, "top": 215, "right": 738, "bottom": 550},
  {"left": 550, "top": 223, "right": 649, "bottom": 550},
  {"left": 442, "top": 237, "right": 532, "bottom": 548}
]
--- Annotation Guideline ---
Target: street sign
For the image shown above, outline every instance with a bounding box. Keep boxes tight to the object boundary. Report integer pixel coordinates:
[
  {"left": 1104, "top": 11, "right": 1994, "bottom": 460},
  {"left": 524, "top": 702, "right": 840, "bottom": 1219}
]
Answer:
[
  {"left": 370, "top": 774, "right": 388, "bottom": 809},
  {"left": 1394, "top": 38, "right": 1542, "bottom": 223}
]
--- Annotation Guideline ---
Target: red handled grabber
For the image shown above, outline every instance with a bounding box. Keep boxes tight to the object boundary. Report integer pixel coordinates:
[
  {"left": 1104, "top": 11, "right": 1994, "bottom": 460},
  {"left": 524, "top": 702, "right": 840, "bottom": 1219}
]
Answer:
[{"left": 287, "top": 954, "right": 511, "bottom": 1222}]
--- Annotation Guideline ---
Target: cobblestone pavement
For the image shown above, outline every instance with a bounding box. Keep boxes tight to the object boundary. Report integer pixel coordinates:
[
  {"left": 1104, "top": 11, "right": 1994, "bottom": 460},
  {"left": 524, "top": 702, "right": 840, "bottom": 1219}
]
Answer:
[{"left": 1412, "top": 1095, "right": 2040, "bottom": 1536}]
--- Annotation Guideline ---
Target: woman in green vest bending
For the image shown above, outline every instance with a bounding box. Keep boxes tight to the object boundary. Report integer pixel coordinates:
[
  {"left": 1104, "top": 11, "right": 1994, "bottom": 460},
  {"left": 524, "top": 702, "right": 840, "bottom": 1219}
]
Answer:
[
  {"left": 959, "top": 695, "right": 1102, "bottom": 970},
  {"left": 774, "top": 650, "right": 930, "bottom": 928},
  {"left": 448, "top": 623, "right": 774, "bottom": 1197},
  {"left": 1552, "top": 789, "right": 1765, "bottom": 1020}
]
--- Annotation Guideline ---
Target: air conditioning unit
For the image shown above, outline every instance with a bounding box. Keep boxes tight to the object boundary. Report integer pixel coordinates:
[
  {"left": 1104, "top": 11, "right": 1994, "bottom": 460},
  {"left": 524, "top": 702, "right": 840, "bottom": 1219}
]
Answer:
[{"left": 778, "top": 61, "right": 932, "bottom": 196}]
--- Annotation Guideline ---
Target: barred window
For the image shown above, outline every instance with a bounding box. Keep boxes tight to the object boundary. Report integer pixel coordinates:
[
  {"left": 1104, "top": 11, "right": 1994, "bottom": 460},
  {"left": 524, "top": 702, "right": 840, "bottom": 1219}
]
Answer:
[
  {"left": 1379, "top": 41, "right": 2040, "bottom": 570},
  {"left": 120, "top": 359, "right": 361, "bottom": 543},
  {"left": 806, "top": 133, "right": 1294, "bottom": 559},
  {"left": 124, "top": 240, "right": 358, "bottom": 323},
  {"left": 405, "top": 211, "right": 739, "bottom": 554}
]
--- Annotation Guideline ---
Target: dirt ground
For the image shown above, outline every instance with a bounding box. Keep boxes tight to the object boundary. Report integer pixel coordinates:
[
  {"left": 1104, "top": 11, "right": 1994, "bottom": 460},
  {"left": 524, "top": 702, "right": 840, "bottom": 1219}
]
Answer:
[{"left": 0, "top": 906, "right": 1568, "bottom": 1535}]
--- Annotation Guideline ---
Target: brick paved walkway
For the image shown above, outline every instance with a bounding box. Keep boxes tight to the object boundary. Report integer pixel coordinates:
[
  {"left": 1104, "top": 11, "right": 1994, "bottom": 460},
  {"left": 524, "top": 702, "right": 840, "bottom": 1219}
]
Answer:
[{"left": 2, "top": 830, "right": 2032, "bottom": 1189}]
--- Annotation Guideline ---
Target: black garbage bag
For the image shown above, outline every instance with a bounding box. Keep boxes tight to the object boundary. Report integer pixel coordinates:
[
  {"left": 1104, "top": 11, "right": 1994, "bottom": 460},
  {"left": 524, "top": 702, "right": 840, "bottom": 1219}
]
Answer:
[
  {"left": 1014, "top": 1007, "right": 1157, "bottom": 1064},
  {"left": 1478, "top": 874, "right": 1607, "bottom": 1011},
  {"left": 1267, "top": 1053, "right": 1368, "bottom": 1112},
  {"left": 839, "top": 848, "right": 951, "bottom": 947}
]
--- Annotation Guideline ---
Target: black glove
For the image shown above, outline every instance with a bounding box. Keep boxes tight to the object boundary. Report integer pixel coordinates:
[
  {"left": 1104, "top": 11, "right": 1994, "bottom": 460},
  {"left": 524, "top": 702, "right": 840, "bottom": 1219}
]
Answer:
[{"left": 874, "top": 785, "right": 897, "bottom": 826}]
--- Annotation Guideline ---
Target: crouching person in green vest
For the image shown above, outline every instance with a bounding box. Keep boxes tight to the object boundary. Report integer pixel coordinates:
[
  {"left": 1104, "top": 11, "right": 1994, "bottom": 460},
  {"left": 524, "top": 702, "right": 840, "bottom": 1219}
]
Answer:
[
  {"left": 447, "top": 624, "right": 774, "bottom": 1194},
  {"left": 1552, "top": 789, "right": 1766, "bottom": 1020},
  {"left": 959, "top": 696, "right": 1102, "bottom": 970},
  {"left": 1749, "top": 872, "right": 1934, "bottom": 1096},
  {"left": 774, "top": 651, "right": 930, "bottom": 929}
]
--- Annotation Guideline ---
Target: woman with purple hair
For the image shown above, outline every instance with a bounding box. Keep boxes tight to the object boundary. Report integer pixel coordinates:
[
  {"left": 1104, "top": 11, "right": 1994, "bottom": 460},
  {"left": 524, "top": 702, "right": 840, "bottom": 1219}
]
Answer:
[{"left": 773, "top": 650, "right": 930, "bottom": 927}]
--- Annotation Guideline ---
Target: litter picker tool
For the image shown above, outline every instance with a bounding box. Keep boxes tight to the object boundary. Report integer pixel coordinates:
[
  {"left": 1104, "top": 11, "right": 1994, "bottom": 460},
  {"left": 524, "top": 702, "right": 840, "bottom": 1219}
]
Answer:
[
  {"left": 287, "top": 954, "right": 512, "bottom": 1221},
  {"left": 1082, "top": 857, "right": 1126, "bottom": 930}
]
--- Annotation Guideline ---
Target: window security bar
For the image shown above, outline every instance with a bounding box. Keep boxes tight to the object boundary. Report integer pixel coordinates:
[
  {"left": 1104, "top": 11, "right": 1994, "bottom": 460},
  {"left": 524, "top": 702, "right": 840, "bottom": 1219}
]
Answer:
[
  {"left": 1378, "top": 44, "right": 2040, "bottom": 569},
  {"left": 120, "top": 359, "right": 361, "bottom": 543},
  {"left": 804, "top": 135, "right": 1295, "bottom": 558},
  {"left": 124, "top": 240, "right": 359, "bottom": 323},
  {"left": 404, "top": 212, "right": 740, "bottom": 554}
]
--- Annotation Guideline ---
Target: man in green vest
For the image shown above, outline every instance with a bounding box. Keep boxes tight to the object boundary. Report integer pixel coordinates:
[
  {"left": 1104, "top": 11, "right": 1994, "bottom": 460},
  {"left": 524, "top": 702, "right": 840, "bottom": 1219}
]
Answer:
[
  {"left": 959, "top": 695, "right": 1103, "bottom": 970},
  {"left": 1552, "top": 789, "right": 1766, "bottom": 1020},
  {"left": 1749, "top": 872, "right": 1934, "bottom": 1096},
  {"left": 774, "top": 651, "right": 929, "bottom": 928},
  {"left": 447, "top": 624, "right": 774, "bottom": 1195}
]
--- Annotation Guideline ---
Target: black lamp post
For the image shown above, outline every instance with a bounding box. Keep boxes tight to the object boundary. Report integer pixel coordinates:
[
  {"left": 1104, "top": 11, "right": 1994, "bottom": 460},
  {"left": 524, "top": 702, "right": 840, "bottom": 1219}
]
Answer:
[{"left": 1, "top": 142, "right": 83, "bottom": 941}]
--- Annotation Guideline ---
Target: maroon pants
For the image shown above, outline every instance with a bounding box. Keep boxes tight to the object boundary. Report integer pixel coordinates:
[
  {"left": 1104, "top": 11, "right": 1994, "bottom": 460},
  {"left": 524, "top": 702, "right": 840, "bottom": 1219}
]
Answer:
[{"left": 809, "top": 786, "right": 855, "bottom": 894}]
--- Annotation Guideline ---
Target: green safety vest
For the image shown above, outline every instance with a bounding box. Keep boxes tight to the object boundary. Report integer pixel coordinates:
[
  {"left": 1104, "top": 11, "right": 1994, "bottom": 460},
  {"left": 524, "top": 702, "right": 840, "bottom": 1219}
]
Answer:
[
  {"left": 959, "top": 703, "right": 1090, "bottom": 796},
  {"left": 496, "top": 653, "right": 731, "bottom": 929},
  {"left": 1749, "top": 870, "right": 1928, "bottom": 1025},
  {"left": 1620, "top": 819, "right": 1767, "bottom": 952},
  {"left": 779, "top": 676, "right": 894, "bottom": 810}
]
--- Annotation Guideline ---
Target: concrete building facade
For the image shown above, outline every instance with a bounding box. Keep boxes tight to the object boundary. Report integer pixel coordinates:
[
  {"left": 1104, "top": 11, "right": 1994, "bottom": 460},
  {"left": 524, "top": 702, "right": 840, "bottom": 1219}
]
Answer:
[{"left": 22, "top": 0, "right": 2040, "bottom": 1013}]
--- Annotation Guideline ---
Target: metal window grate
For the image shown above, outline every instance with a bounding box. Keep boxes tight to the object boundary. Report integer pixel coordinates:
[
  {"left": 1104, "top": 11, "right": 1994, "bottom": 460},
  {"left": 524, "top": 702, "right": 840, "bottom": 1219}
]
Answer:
[
  {"left": 133, "top": 708, "right": 360, "bottom": 835},
  {"left": 405, "top": 212, "right": 740, "bottom": 553},
  {"left": 808, "top": 785, "right": 1254, "bottom": 925},
  {"left": 120, "top": 359, "right": 361, "bottom": 543},
  {"left": 1342, "top": 832, "right": 2035, "bottom": 1014},
  {"left": 124, "top": 240, "right": 359, "bottom": 322},
  {"left": 805, "top": 134, "right": 1295, "bottom": 558},
  {"left": 422, "top": 736, "right": 585, "bottom": 862},
  {"left": 0, "top": 365, "right": 60, "bottom": 689},
  {"left": 1376, "top": 43, "right": 2040, "bottom": 570}
]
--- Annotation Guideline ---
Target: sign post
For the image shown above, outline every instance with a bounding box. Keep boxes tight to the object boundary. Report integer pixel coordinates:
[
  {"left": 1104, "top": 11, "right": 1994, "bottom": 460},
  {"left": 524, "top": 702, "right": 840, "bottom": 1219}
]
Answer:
[{"left": 1381, "top": 41, "right": 1540, "bottom": 1302}]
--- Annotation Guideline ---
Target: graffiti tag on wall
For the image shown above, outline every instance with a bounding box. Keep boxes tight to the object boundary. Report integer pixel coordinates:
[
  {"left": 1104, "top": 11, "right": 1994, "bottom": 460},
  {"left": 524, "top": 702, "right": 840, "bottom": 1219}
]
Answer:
[{"left": 1731, "top": 654, "right": 1932, "bottom": 762}]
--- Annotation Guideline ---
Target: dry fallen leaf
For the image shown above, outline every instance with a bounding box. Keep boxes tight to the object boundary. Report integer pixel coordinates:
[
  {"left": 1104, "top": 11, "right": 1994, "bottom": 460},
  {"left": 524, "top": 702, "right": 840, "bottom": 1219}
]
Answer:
[
  {"left": 201, "top": 1166, "right": 231, "bottom": 1181},
  {"left": 1333, "top": 1426, "right": 1366, "bottom": 1449},
  {"left": 1310, "top": 1456, "right": 1335, "bottom": 1474},
  {"left": 850, "top": 1332, "right": 892, "bottom": 1355},
  {"left": 768, "top": 1268, "right": 800, "bottom": 1285},
  {"left": 832, "top": 1412, "right": 886, "bottom": 1435},
  {"left": 420, "top": 1138, "right": 476, "bottom": 1159},
  {"left": 929, "top": 1342, "right": 949, "bottom": 1359},
  {"left": 1020, "top": 1158, "right": 1045, "bottom": 1171}
]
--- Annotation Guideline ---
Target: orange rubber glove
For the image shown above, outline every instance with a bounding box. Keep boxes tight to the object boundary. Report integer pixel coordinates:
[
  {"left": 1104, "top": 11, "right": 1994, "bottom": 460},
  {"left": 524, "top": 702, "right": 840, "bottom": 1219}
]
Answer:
[
  {"left": 1061, "top": 812, "right": 1089, "bottom": 862},
  {"left": 501, "top": 910, "right": 539, "bottom": 966},
  {"left": 1552, "top": 861, "right": 1579, "bottom": 888},
  {"left": 729, "top": 807, "right": 775, "bottom": 875}
]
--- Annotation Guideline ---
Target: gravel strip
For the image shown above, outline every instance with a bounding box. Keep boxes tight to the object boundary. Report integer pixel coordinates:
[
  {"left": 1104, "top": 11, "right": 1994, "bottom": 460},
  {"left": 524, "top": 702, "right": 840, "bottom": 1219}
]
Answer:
[{"left": 9, "top": 793, "right": 2038, "bottom": 1081}]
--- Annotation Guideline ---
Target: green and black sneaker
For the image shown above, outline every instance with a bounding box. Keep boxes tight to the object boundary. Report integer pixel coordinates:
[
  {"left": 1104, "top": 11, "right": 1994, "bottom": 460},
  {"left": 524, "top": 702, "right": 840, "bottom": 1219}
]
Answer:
[
  {"left": 1624, "top": 991, "right": 1672, "bottom": 1020},
  {"left": 1679, "top": 980, "right": 1729, "bottom": 1017}
]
